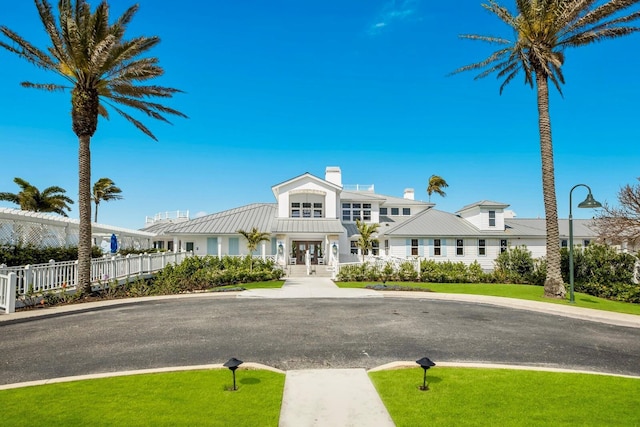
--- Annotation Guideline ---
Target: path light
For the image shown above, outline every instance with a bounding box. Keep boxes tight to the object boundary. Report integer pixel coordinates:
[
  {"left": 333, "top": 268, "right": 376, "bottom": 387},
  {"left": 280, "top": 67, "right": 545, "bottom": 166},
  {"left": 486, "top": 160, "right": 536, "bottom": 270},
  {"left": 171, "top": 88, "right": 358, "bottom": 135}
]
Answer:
[
  {"left": 223, "top": 357, "right": 243, "bottom": 391},
  {"left": 568, "top": 185, "right": 602, "bottom": 304},
  {"left": 416, "top": 357, "right": 436, "bottom": 391}
]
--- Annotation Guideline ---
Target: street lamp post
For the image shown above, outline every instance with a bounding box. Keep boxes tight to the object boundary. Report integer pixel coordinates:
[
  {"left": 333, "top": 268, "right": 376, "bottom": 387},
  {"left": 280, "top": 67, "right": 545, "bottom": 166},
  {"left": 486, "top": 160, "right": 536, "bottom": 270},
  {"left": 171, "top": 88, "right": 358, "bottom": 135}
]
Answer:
[{"left": 568, "top": 184, "right": 602, "bottom": 304}]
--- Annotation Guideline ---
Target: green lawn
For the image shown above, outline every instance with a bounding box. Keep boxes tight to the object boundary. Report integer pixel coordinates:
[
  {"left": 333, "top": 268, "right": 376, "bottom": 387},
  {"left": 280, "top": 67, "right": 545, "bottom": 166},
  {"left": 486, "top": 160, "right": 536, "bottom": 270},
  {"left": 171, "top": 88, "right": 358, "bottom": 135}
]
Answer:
[
  {"left": 0, "top": 369, "right": 285, "bottom": 427},
  {"left": 336, "top": 281, "right": 640, "bottom": 315},
  {"left": 370, "top": 367, "right": 640, "bottom": 426}
]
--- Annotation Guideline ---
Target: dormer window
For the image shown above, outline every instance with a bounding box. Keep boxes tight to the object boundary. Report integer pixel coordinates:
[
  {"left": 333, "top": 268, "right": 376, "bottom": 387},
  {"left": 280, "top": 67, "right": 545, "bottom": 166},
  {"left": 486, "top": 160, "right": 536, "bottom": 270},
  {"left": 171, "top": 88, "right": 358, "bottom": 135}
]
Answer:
[
  {"left": 489, "top": 210, "right": 496, "bottom": 227},
  {"left": 291, "top": 201, "right": 322, "bottom": 219}
]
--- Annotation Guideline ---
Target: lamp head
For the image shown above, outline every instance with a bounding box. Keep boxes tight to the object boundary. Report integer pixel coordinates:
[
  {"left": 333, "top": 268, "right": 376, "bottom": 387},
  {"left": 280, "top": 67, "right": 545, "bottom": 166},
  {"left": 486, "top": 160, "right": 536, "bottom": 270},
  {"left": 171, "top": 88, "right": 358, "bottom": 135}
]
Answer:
[
  {"left": 223, "top": 357, "right": 243, "bottom": 371},
  {"left": 416, "top": 357, "right": 436, "bottom": 370},
  {"left": 578, "top": 193, "right": 602, "bottom": 209}
]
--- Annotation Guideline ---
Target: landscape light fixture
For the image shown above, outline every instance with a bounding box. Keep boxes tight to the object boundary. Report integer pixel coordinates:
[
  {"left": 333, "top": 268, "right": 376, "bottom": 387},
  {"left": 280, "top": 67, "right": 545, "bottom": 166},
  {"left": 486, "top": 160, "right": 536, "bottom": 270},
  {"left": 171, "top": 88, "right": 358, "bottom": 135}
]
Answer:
[
  {"left": 416, "top": 357, "right": 436, "bottom": 391},
  {"left": 568, "top": 185, "right": 602, "bottom": 304},
  {"left": 223, "top": 357, "right": 243, "bottom": 391}
]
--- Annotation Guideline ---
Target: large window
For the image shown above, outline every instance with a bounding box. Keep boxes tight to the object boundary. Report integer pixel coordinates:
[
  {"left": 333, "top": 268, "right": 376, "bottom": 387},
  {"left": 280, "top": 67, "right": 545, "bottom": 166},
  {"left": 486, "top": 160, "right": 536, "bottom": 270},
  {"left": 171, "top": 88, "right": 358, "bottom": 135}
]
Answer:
[
  {"left": 500, "top": 239, "right": 508, "bottom": 253},
  {"left": 456, "top": 239, "right": 464, "bottom": 256},
  {"left": 478, "top": 239, "right": 486, "bottom": 256},
  {"left": 434, "top": 239, "right": 441, "bottom": 256},
  {"left": 411, "top": 239, "right": 419, "bottom": 256},
  {"left": 489, "top": 210, "right": 496, "bottom": 227},
  {"left": 292, "top": 201, "right": 322, "bottom": 218},
  {"left": 342, "top": 202, "right": 371, "bottom": 222}
]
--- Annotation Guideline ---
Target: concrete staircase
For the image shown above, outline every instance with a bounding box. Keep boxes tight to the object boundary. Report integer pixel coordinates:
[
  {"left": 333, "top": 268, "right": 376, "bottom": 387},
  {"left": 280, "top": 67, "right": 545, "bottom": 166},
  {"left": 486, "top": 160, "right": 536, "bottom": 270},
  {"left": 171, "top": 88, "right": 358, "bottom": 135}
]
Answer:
[{"left": 285, "top": 264, "right": 334, "bottom": 278}]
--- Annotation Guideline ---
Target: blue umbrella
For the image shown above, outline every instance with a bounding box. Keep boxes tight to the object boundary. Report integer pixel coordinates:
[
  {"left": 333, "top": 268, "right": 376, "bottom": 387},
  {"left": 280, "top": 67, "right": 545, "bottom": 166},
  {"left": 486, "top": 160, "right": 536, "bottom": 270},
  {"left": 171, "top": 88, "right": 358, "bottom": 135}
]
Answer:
[{"left": 110, "top": 233, "right": 118, "bottom": 254}]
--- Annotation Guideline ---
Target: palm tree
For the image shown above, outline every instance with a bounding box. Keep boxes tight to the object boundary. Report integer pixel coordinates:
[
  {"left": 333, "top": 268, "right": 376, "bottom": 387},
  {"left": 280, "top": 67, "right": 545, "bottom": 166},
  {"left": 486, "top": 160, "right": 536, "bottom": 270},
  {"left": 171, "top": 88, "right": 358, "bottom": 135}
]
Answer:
[
  {"left": 355, "top": 219, "right": 380, "bottom": 262},
  {"left": 427, "top": 175, "right": 448, "bottom": 202},
  {"left": 237, "top": 227, "right": 271, "bottom": 271},
  {"left": 92, "top": 177, "right": 123, "bottom": 223},
  {"left": 0, "top": 1, "right": 186, "bottom": 294},
  {"left": 453, "top": 0, "right": 640, "bottom": 299},
  {"left": 0, "top": 177, "right": 74, "bottom": 216}
]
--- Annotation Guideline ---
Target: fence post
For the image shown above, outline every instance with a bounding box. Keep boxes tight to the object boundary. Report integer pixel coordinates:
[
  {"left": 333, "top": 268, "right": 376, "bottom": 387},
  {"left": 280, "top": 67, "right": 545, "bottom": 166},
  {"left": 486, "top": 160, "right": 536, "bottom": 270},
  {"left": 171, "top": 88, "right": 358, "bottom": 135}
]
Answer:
[
  {"left": 125, "top": 254, "right": 131, "bottom": 277},
  {"left": 6, "top": 272, "right": 16, "bottom": 313},
  {"left": 48, "top": 259, "right": 55, "bottom": 292},
  {"left": 24, "top": 264, "right": 32, "bottom": 295}
]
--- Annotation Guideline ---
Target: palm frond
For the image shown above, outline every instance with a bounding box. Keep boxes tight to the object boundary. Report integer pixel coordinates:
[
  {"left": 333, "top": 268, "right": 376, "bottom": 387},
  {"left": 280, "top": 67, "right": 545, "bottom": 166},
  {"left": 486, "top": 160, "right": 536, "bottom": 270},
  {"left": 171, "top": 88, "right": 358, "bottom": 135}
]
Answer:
[
  {"left": 21, "top": 82, "right": 68, "bottom": 91},
  {"left": 108, "top": 103, "right": 158, "bottom": 141}
]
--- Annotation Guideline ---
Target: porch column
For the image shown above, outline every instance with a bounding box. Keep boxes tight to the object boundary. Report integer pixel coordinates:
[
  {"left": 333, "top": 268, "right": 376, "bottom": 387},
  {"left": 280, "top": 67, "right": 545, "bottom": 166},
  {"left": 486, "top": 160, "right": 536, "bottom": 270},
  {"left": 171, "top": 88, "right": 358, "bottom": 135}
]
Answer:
[{"left": 261, "top": 241, "right": 266, "bottom": 261}]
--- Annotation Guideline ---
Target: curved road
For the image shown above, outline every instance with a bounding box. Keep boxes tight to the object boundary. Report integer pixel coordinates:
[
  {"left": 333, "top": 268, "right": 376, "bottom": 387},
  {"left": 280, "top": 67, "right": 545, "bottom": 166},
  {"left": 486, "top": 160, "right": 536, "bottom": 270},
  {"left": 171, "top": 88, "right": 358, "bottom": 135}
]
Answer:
[{"left": 1, "top": 296, "right": 639, "bottom": 385}]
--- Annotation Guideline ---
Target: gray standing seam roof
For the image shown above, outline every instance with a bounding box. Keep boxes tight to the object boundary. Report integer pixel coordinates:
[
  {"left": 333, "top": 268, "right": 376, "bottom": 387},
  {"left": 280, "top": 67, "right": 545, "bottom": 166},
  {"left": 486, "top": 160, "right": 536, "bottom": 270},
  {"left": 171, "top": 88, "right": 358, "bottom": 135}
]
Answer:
[
  {"left": 384, "top": 208, "right": 484, "bottom": 236},
  {"left": 166, "top": 203, "right": 277, "bottom": 234},
  {"left": 272, "top": 218, "right": 345, "bottom": 234}
]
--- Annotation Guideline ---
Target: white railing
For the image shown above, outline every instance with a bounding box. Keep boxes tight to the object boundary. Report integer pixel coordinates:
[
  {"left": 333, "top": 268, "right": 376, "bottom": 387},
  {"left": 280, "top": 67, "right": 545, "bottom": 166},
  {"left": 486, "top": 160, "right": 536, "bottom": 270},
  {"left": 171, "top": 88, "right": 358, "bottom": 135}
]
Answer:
[
  {"left": 0, "top": 272, "right": 17, "bottom": 314},
  {"left": 0, "top": 251, "right": 193, "bottom": 313}
]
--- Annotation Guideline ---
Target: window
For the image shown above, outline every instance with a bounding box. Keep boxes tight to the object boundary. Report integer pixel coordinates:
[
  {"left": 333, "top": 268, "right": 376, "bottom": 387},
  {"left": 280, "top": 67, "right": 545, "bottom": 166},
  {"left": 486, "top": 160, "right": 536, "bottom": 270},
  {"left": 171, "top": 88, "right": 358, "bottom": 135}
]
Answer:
[
  {"left": 380, "top": 207, "right": 388, "bottom": 215},
  {"left": 403, "top": 208, "right": 411, "bottom": 216},
  {"left": 500, "top": 239, "right": 508, "bottom": 253},
  {"left": 384, "top": 239, "right": 389, "bottom": 255},
  {"left": 154, "top": 241, "right": 164, "bottom": 249},
  {"left": 350, "top": 241, "right": 358, "bottom": 255},
  {"left": 342, "top": 202, "right": 371, "bottom": 222},
  {"left": 302, "top": 202, "right": 312, "bottom": 218},
  {"left": 363, "top": 203, "right": 371, "bottom": 221},
  {"left": 456, "top": 239, "right": 464, "bottom": 256},
  {"left": 342, "top": 209, "right": 350, "bottom": 221},
  {"left": 478, "top": 239, "right": 486, "bottom": 256},
  {"left": 314, "top": 203, "right": 323, "bottom": 218},
  {"left": 583, "top": 239, "right": 591, "bottom": 247},
  {"left": 186, "top": 242, "right": 194, "bottom": 252},
  {"left": 167, "top": 241, "right": 174, "bottom": 251},
  {"left": 489, "top": 210, "right": 496, "bottom": 227},
  {"left": 291, "top": 202, "right": 300, "bottom": 218},
  {"left": 434, "top": 239, "right": 441, "bottom": 256},
  {"left": 561, "top": 239, "right": 568, "bottom": 248},
  {"left": 391, "top": 207, "right": 399, "bottom": 216},
  {"left": 372, "top": 240, "right": 379, "bottom": 256},
  {"left": 411, "top": 239, "right": 419, "bottom": 256}
]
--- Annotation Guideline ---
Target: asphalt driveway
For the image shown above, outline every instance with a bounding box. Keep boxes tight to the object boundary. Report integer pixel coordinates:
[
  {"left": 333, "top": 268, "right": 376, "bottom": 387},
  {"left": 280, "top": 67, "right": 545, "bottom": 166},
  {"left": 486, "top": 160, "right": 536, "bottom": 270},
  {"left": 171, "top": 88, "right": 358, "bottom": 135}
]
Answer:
[{"left": 1, "top": 296, "right": 639, "bottom": 385}]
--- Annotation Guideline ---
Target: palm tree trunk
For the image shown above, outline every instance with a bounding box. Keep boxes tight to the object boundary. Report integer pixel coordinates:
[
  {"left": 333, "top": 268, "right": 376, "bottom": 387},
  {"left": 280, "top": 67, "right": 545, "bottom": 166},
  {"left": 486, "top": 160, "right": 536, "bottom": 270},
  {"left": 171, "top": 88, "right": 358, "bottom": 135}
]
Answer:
[
  {"left": 94, "top": 202, "right": 99, "bottom": 223},
  {"left": 536, "top": 73, "right": 565, "bottom": 299},
  {"left": 78, "top": 135, "right": 92, "bottom": 294}
]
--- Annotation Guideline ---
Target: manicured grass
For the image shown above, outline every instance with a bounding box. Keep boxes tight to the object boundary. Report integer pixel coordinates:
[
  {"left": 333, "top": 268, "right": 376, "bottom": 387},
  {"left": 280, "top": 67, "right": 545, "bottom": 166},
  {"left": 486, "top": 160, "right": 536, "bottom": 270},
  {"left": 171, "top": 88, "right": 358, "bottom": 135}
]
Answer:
[
  {"left": 0, "top": 369, "right": 285, "bottom": 427},
  {"left": 370, "top": 367, "right": 640, "bottom": 427},
  {"left": 335, "top": 281, "right": 640, "bottom": 315},
  {"left": 216, "top": 280, "right": 285, "bottom": 290}
]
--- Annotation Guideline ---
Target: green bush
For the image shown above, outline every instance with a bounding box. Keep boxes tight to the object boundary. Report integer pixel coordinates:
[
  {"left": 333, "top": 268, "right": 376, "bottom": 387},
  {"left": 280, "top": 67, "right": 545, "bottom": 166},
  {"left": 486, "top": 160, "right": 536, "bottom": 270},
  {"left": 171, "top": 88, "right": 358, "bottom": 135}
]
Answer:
[
  {"left": 493, "top": 246, "right": 538, "bottom": 284},
  {"left": 0, "top": 244, "right": 103, "bottom": 266},
  {"left": 150, "top": 255, "right": 283, "bottom": 294}
]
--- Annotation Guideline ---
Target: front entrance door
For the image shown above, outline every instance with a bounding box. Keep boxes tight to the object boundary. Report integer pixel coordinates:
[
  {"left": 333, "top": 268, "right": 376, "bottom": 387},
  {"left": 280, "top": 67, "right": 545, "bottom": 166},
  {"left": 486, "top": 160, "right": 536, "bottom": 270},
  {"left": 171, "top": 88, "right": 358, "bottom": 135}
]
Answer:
[{"left": 293, "top": 241, "right": 322, "bottom": 265}]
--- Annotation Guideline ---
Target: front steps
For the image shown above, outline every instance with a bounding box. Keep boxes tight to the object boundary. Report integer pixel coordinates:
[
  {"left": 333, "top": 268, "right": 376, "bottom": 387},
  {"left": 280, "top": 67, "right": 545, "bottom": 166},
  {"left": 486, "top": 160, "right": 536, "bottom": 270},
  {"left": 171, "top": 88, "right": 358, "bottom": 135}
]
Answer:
[{"left": 285, "top": 264, "right": 334, "bottom": 278}]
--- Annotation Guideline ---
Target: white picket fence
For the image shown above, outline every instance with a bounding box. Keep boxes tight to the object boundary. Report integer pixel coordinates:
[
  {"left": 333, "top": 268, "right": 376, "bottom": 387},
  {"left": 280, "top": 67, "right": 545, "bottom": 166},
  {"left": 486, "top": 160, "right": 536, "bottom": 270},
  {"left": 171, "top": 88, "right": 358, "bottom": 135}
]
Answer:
[{"left": 0, "top": 251, "right": 192, "bottom": 314}]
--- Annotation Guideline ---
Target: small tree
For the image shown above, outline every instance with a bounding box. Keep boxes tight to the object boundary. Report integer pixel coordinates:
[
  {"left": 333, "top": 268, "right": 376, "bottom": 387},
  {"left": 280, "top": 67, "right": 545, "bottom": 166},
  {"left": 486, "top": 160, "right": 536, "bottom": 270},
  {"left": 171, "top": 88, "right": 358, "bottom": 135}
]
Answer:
[
  {"left": 596, "top": 178, "right": 640, "bottom": 249},
  {"left": 355, "top": 219, "right": 379, "bottom": 262},
  {"left": 237, "top": 227, "right": 271, "bottom": 271},
  {"left": 427, "top": 175, "right": 448, "bottom": 202},
  {"left": 92, "top": 178, "right": 123, "bottom": 223}
]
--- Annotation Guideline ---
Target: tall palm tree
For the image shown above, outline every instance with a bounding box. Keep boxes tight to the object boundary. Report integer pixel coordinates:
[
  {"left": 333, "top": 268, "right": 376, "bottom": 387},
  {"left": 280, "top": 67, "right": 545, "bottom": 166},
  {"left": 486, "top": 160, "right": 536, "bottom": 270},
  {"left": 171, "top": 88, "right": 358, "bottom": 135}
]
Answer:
[
  {"left": 0, "top": 1, "right": 186, "bottom": 294},
  {"left": 237, "top": 227, "right": 271, "bottom": 271},
  {"left": 0, "top": 177, "right": 74, "bottom": 216},
  {"left": 453, "top": 0, "right": 640, "bottom": 299},
  {"left": 427, "top": 175, "right": 448, "bottom": 202},
  {"left": 355, "top": 219, "right": 379, "bottom": 262},
  {"left": 92, "top": 177, "right": 123, "bottom": 222}
]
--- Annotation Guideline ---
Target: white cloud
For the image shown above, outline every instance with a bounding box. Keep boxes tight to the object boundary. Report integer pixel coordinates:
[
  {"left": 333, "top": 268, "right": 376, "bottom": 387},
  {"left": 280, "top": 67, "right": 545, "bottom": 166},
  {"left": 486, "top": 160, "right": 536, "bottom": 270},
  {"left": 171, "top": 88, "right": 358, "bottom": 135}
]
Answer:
[{"left": 368, "top": 0, "right": 419, "bottom": 35}]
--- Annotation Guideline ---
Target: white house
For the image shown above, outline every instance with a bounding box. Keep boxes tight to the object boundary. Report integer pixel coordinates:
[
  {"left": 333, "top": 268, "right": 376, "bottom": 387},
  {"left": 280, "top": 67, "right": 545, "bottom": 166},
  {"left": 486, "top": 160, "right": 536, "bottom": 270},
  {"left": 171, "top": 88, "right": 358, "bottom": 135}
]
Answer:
[{"left": 145, "top": 167, "right": 599, "bottom": 271}]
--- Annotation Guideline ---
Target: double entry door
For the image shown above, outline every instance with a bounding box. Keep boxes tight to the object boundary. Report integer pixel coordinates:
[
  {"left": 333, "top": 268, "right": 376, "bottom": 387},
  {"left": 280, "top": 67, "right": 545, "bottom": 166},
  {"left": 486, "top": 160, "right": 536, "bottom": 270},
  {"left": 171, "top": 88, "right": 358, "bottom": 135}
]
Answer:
[{"left": 293, "top": 241, "right": 322, "bottom": 265}]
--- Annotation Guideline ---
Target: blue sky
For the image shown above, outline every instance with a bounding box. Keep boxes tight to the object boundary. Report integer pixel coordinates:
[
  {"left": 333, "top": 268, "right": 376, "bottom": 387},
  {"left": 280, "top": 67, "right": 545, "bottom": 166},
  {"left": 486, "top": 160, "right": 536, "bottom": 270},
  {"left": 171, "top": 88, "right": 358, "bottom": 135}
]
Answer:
[{"left": 1, "top": 0, "right": 639, "bottom": 230}]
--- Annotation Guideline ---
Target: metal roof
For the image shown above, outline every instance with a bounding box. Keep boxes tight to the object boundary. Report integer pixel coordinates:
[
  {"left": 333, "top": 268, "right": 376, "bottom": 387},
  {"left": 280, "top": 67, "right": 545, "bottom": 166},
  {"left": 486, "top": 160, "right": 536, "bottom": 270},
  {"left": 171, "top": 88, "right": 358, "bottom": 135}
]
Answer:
[
  {"left": 384, "top": 209, "right": 484, "bottom": 236},
  {"left": 272, "top": 218, "right": 345, "bottom": 234},
  {"left": 339, "top": 190, "right": 432, "bottom": 206},
  {"left": 505, "top": 219, "right": 598, "bottom": 238},
  {"left": 166, "top": 203, "right": 277, "bottom": 235},
  {"left": 457, "top": 200, "right": 510, "bottom": 213}
]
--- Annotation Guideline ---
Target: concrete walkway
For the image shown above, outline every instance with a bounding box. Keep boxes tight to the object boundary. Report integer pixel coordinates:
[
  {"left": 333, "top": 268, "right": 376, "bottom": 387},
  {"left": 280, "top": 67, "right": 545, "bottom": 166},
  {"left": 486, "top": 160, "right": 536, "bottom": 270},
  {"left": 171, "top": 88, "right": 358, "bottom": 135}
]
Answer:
[
  {"left": 237, "top": 277, "right": 383, "bottom": 299},
  {"left": 279, "top": 368, "right": 394, "bottom": 427}
]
